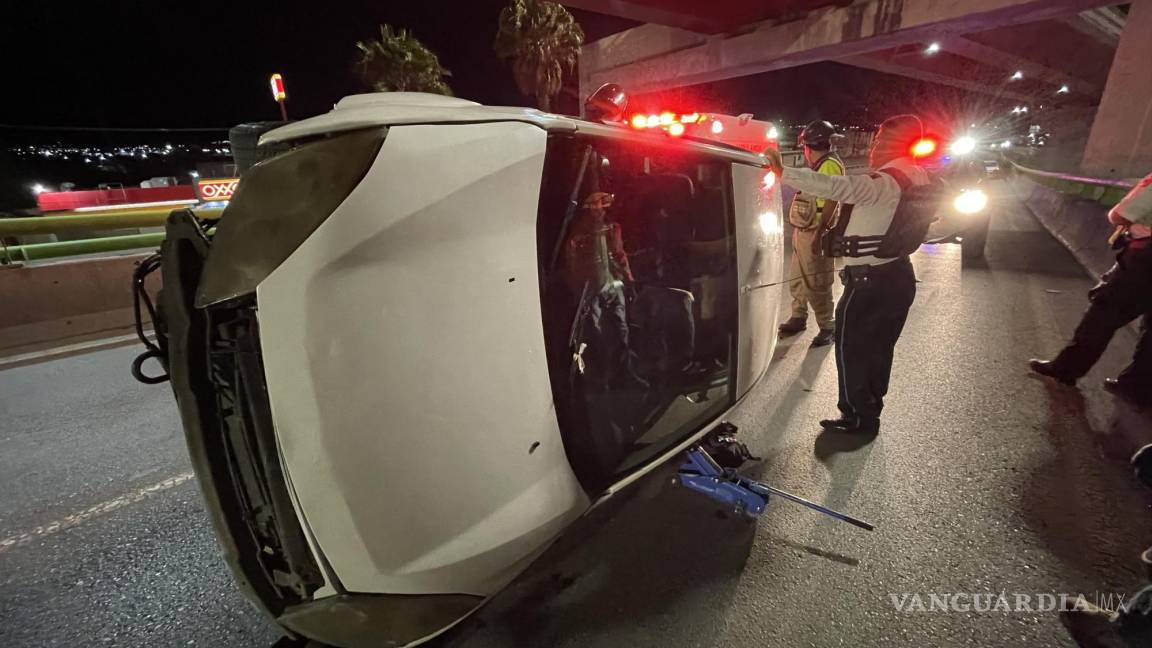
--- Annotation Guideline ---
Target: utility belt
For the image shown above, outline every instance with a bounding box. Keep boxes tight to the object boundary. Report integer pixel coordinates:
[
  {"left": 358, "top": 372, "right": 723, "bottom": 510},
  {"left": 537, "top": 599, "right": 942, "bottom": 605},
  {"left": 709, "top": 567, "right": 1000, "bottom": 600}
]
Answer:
[
  {"left": 823, "top": 232, "right": 885, "bottom": 258},
  {"left": 838, "top": 256, "right": 911, "bottom": 288}
]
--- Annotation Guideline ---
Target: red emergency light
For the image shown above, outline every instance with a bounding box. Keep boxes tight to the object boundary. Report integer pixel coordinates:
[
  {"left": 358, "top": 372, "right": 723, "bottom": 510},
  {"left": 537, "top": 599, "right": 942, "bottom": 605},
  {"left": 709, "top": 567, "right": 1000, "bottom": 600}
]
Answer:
[
  {"left": 270, "top": 73, "right": 287, "bottom": 102},
  {"left": 910, "top": 137, "right": 938, "bottom": 158},
  {"left": 630, "top": 112, "right": 704, "bottom": 130}
]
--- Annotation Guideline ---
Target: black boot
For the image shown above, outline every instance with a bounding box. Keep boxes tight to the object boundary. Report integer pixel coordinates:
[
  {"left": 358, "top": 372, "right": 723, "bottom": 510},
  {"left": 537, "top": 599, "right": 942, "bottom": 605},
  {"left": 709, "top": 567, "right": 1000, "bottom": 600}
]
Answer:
[
  {"left": 819, "top": 416, "right": 879, "bottom": 434},
  {"left": 1059, "top": 600, "right": 1127, "bottom": 648},
  {"left": 778, "top": 317, "right": 807, "bottom": 336},
  {"left": 810, "top": 327, "right": 834, "bottom": 348},
  {"left": 1132, "top": 444, "right": 1152, "bottom": 490},
  {"left": 1104, "top": 378, "right": 1151, "bottom": 407},
  {"left": 1029, "top": 359, "right": 1076, "bottom": 386}
]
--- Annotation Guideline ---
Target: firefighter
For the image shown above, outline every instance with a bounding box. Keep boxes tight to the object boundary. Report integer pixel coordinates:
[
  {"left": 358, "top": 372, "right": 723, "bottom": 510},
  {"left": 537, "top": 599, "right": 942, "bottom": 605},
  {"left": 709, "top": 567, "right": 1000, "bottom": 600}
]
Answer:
[
  {"left": 778, "top": 120, "right": 844, "bottom": 348},
  {"left": 1029, "top": 171, "right": 1152, "bottom": 405},
  {"left": 764, "top": 115, "right": 931, "bottom": 435}
]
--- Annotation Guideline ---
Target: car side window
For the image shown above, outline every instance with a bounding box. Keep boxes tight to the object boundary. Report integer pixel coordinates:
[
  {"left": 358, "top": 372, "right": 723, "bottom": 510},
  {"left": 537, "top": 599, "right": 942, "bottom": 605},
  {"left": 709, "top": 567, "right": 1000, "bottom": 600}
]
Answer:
[{"left": 537, "top": 133, "right": 738, "bottom": 493}]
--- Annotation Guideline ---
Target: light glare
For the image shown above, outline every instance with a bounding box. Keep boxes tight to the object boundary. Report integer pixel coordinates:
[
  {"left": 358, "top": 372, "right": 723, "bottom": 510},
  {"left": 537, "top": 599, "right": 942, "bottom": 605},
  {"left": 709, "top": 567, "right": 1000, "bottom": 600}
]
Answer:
[
  {"left": 758, "top": 211, "right": 782, "bottom": 236},
  {"left": 950, "top": 136, "right": 976, "bottom": 156},
  {"left": 953, "top": 189, "right": 989, "bottom": 214}
]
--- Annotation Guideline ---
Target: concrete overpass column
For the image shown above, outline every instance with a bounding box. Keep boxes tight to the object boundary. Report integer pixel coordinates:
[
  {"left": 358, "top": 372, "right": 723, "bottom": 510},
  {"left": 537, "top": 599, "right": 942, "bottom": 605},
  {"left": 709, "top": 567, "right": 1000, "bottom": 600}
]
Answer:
[{"left": 1081, "top": 0, "right": 1152, "bottom": 178}]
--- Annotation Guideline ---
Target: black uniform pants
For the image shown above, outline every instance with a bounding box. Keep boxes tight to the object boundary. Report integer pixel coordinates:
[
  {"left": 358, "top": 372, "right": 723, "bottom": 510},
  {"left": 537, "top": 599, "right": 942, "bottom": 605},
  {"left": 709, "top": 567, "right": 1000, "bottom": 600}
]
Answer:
[
  {"left": 834, "top": 256, "right": 917, "bottom": 423},
  {"left": 1051, "top": 243, "right": 1152, "bottom": 387}
]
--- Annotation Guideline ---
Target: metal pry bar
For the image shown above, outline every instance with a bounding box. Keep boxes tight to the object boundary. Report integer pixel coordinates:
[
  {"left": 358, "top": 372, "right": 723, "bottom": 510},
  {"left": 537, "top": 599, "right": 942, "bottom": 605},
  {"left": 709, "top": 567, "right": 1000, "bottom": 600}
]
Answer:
[{"left": 676, "top": 446, "right": 874, "bottom": 531}]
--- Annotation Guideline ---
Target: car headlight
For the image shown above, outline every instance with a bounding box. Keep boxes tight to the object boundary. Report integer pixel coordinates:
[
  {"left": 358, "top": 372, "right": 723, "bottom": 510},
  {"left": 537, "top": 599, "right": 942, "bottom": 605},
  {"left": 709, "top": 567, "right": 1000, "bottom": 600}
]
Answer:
[{"left": 953, "top": 189, "right": 988, "bottom": 214}]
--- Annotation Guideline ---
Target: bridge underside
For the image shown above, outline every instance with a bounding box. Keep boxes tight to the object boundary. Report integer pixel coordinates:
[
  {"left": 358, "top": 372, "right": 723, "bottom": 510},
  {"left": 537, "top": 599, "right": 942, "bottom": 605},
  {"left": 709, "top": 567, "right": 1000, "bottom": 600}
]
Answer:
[{"left": 563, "top": 0, "right": 1151, "bottom": 178}]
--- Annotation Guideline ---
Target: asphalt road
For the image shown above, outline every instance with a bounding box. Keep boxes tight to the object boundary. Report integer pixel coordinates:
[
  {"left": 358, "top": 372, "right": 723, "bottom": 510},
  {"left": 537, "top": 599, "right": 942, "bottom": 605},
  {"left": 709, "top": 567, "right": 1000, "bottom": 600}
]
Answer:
[{"left": 3, "top": 180, "right": 1150, "bottom": 648}]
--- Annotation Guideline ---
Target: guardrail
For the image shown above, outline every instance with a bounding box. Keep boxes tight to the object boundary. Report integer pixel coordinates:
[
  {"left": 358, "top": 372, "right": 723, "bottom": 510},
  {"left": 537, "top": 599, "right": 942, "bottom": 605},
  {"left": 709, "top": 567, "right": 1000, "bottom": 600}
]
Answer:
[
  {"left": 0, "top": 207, "right": 223, "bottom": 264},
  {"left": 1, "top": 233, "right": 166, "bottom": 264},
  {"left": 1006, "top": 159, "right": 1136, "bottom": 206}
]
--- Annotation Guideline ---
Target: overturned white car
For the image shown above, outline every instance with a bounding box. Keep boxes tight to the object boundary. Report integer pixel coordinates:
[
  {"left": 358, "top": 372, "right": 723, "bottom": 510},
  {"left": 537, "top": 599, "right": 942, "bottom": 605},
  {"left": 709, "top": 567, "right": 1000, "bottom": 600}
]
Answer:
[{"left": 136, "top": 92, "right": 786, "bottom": 647}]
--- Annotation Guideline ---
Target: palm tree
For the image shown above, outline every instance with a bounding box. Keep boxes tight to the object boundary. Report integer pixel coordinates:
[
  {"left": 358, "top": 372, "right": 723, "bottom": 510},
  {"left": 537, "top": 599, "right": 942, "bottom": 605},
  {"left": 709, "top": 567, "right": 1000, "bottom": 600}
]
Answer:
[
  {"left": 494, "top": 0, "right": 584, "bottom": 112},
  {"left": 354, "top": 24, "right": 452, "bottom": 95}
]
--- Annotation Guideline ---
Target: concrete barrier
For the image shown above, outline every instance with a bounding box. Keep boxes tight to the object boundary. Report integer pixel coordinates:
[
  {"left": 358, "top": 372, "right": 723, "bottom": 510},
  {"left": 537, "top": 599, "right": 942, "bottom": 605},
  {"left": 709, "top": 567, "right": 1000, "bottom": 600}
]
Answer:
[
  {"left": 1005, "top": 157, "right": 1142, "bottom": 280},
  {"left": 0, "top": 254, "right": 158, "bottom": 356}
]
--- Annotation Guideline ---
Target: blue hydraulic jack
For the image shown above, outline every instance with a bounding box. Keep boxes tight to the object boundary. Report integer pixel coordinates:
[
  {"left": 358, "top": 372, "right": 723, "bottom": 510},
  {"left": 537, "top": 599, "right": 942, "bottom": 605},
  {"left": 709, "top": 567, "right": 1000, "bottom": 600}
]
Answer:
[{"left": 677, "top": 444, "right": 875, "bottom": 531}]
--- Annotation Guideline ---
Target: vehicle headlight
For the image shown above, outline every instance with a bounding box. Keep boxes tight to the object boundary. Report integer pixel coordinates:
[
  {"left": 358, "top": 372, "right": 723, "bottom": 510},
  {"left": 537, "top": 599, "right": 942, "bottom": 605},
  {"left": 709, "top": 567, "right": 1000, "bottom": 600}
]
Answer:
[{"left": 953, "top": 189, "right": 988, "bottom": 214}]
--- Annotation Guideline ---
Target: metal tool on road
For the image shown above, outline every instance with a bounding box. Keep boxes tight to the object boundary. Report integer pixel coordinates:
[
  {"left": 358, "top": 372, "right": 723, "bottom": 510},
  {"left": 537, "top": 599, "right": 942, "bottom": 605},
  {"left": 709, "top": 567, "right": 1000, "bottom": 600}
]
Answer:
[{"left": 676, "top": 426, "right": 875, "bottom": 530}]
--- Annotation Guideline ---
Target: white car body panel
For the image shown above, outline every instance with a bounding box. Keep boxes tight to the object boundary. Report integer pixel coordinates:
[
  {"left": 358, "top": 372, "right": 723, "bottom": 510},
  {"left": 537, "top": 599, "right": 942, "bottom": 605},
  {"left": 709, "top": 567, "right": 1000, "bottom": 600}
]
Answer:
[
  {"left": 257, "top": 122, "right": 590, "bottom": 597},
  {"left": 733, "top": 163, "right": 784, "bottom": 394},
  {"left": 260, "top": 93, "right": 577, "bottom": 146}
]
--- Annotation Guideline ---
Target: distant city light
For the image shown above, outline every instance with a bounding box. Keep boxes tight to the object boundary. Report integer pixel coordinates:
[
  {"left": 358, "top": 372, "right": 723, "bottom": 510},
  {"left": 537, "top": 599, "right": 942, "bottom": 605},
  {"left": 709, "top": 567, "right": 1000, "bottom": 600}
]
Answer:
[
  {"left": 925, "top": 42, "right": 941, "bottom": 55},
  {"left": 1010, "top": 71, "right": 1024, "bottom": 81},
  {"left": 1057, "top": 84, "right": 1070, "bottom": 94},
  {"left": 767, "top": 126, "right": 779, "bottom": 140},
  {"left": 31, "top": 183, "right": 47, "bottom": 195}
]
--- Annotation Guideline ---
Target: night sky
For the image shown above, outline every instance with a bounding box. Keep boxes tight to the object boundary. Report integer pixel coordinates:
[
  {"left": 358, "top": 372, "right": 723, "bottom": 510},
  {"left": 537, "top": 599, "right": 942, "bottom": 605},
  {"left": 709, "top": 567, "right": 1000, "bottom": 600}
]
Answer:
[
  {"left": 0, "top": 1, "right": 998, "bottom": 132},
  {"left": 0, "top": 1, "right": 636, "bottom": 130}
]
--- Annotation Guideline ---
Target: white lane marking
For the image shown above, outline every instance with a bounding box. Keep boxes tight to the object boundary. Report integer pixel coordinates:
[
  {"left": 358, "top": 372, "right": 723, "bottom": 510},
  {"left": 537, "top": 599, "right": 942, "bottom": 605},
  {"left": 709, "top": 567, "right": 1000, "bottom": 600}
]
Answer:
[{"left": 0, "top": 472, "right": 195, "bottom": 554}]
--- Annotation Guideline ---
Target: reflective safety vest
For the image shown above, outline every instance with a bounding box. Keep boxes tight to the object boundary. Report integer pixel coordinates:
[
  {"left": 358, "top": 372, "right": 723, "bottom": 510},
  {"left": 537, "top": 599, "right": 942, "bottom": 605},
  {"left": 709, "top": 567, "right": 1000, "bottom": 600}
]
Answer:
[{"left": 788, "top": 153, "right": 845, "bottom": 230}]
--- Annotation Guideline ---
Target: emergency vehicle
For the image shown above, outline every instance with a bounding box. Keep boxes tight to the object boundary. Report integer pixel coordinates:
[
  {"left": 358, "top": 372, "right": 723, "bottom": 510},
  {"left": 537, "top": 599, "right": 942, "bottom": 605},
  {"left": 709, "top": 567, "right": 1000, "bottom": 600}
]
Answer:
[
  {"left": 627, "top": 109, "right": 781, "bottom": 154},
  {"left": 133, "top": 90, "right": 792, "bottom": 647}
]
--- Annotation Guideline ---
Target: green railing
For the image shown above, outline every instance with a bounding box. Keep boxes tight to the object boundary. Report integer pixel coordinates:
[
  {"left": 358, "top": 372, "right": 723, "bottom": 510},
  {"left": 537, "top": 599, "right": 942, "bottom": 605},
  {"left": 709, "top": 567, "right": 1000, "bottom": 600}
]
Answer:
[
  {"left": 0, "top": 207, "right": 222, "bottom": 264},
  {"left": 1, "top": 233, "right": 167, "bottom": 263},
  {"left": 1006, "top": 159, "right": 1136, "bottom": 206}
]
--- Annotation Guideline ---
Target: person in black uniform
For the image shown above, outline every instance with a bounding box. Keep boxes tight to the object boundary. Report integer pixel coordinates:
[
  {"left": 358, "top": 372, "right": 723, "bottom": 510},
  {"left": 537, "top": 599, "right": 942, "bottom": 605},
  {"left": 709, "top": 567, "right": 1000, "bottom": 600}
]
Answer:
[
  {"left": 765, "top": 115, "right": 931, "bottom": 435},
  {"left": 1030, "top": 172, "right": 1152, "bottom": 406}
]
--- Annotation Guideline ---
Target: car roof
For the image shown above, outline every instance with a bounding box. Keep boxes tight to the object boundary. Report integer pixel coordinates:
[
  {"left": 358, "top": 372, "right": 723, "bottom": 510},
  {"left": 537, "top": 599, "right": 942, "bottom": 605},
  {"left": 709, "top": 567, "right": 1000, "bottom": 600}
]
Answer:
[{"left": 259, "top": 92, "right": 765, "bottom": 166}]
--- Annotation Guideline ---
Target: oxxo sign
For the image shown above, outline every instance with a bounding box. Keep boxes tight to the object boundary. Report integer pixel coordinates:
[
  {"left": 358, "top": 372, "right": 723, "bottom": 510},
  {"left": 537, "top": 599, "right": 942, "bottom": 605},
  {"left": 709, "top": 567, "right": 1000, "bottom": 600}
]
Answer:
[{"left": 197, "top": 178, "right": 240, "bottom": 202}]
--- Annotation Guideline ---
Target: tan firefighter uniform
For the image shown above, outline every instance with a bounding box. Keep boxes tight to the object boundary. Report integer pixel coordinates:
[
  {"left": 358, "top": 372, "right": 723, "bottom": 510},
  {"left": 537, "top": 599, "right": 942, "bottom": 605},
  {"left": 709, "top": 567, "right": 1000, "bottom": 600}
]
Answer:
[{"left": 787, "top": 154, "right": 844, "bottom": 329}]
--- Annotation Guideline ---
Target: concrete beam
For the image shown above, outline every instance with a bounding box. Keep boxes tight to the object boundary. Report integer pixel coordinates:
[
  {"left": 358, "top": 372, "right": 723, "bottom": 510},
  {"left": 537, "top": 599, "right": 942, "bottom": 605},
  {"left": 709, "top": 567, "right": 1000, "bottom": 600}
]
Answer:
[
  {"left": 562, "top": 0, "right": 729, "bottom": 33},
  {"left": 839, "top": 53, "right": 1035, "bottom": 103},
  {"left": 961, "top": 19, "right": 1116, "bottom": 95},
  {"left": 1082, "top": 0, "right": 1152, "bottom": 178},
  {"left": 1062, "top": 6, "right": 1126, "bottom": 45},
  {"left": 581, "top": 0, "right": 1118, "bottom": 95},
  {"left": 942, "top": 35, "right": 1103, "bottom": 95}
]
